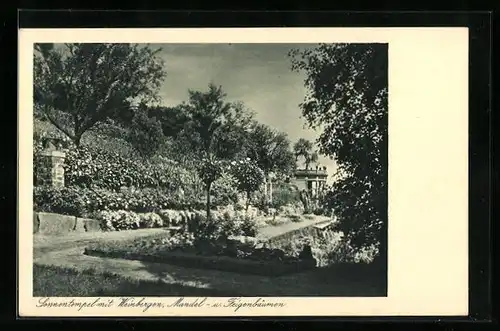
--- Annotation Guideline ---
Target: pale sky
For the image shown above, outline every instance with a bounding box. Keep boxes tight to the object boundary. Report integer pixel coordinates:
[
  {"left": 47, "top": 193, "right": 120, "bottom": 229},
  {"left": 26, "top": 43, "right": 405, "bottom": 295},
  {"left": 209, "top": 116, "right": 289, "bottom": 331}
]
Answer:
[{"left": 154, "top": 43, "right": 337, "bottom": 182}]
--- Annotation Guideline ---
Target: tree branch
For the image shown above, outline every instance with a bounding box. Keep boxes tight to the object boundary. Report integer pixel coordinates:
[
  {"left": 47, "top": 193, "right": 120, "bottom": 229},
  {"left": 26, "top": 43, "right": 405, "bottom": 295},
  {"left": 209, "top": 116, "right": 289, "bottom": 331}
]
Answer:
[{"left": 41, "top": 105, "right": 75, "bottom": 141}]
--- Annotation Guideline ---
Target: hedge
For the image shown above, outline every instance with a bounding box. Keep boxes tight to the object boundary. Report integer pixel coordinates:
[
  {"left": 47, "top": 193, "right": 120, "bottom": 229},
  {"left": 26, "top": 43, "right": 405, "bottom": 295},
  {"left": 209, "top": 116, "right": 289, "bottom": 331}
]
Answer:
[{"left": 33, "top": 186, "right": 235, "bottom": 218}]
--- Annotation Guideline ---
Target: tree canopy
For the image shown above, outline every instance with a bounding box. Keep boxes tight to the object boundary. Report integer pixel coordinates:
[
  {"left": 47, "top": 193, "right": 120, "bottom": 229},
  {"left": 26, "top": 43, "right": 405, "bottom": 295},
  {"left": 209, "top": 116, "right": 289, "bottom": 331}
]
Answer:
[
  {"left": 293, "top": 138, "right": 319, "bottom": 169},
  {"left": 126, "top": 110, "right": 164, "bottom": 158},
  {"left": 244, "top": 122, "right": 296, "bottom": 176},
  {"left": 290, "top": 43, "right": 388, "bottom": 254},
  {"left": 175, "top": 83, "right": 252, "bottom": 160},
  {"left": 34, "top": 43, "right": 166, "bottom": 146}
]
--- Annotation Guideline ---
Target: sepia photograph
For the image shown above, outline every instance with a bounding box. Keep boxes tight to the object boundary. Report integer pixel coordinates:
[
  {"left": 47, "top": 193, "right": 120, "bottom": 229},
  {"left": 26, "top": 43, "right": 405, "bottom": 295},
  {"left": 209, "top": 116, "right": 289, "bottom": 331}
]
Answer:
[
  {"left": 18, "top": 27, "right": 469, "bottom": 317},
  {"left": 31, "top": 42, "right": 388, "bottom": 297}
]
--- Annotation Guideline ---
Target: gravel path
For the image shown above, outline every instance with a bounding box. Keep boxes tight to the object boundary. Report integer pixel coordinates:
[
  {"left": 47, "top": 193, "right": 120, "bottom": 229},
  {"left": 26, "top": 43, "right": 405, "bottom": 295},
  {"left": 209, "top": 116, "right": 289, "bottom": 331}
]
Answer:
[
  {"left": 34, "top": 246, "right": 380, "bottom": 296},
  {"left": 257, "top": 215, "right": 333, "bottom": 239},
  {"left": 33, "top": 228, "right": 167, "bottom": 257},
  {"left": 32, "top": 216, "right": 381, "bottom": 297}
]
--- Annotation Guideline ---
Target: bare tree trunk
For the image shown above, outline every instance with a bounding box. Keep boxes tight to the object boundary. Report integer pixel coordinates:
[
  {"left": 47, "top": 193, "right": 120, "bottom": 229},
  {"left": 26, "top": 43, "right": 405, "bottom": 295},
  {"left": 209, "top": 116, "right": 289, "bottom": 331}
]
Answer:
[
  {"left": 263, "top": 176, "right": 268, "bottom": 204},
  {"left": 74, "top": 134, "right": 82, "bottom": 147},
  {"left": 245, "top": 190, "right": 251, "bottom": 213},
  {"left": 206, "top": 182, "right": 212, "bottom": 220}
]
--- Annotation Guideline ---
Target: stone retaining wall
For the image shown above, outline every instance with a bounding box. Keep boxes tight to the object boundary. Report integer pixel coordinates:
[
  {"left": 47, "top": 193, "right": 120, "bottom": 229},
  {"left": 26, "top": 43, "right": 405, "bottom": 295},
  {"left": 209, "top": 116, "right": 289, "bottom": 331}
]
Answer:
[{"left": 33, "top": 212, "right": 102, "bottom": 235}]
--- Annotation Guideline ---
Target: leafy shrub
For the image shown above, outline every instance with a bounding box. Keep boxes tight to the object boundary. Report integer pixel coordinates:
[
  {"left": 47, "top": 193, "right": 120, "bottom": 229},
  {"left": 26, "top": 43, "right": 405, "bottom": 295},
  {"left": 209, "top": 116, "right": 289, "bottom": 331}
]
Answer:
[
  {"left": 93, "top": 210, "right": 141, "bottom": 231},
  {"left": 84, "top": 121, "right": 140, "bottom": 158},
  {"left": 271, "top": 230, "right": 379, "bottom": 267},
  {"left": 240, "top": 217, "right": 258, "bottom": 237},
  {"left": 33, "top": 186, "right": 91, "bottom": 217},
  {"left": 126, "top": 111, "right": 164, "bottom": 158},
  {"left": 278, "top": 203, "right": 304, "bottom": 216},
  {"left": 211, "top": 172, "right": 239, "bottom": 206},
  {"left": 62, "top": 145, "right": 200, "bottom": 192},
  {"left": 138, "top": 212, "right": 164, "bottom": 228},
  {"left": 270, "top": 184, "right": 301, "bottom": 209}
]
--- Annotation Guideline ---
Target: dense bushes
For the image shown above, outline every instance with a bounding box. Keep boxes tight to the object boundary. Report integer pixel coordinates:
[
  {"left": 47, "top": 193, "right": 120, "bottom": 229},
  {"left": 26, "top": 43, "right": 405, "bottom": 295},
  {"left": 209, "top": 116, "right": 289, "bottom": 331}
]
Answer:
[
  {"left": 94, "top": 210, "right": 164, "bottom": 231},
  {"left": 270, "top": 184, "right": 301, "bottom": 209},
  {"left": 63, "top": 145, "right": 199, "bottom": 192},
  {"left": 254, "top": 182, "right": 303, "bottom": 213},
  {"left": 34, "top": 186, "right": 89, "bottom": 217},
  {"left": 269, "top": 230, "right": 378, "bottom": 267},
  {"left": 210, "top": 172, "right": 239, "bottom": 206},
  {"left": 33, "top": 186, "right": 258, "bottom": 236},
  {"left": 33, "top": 185, "right": 249, "bottom": 220},
  {"left": 33, "top": 186, "right": 206, "bottom": 217}
]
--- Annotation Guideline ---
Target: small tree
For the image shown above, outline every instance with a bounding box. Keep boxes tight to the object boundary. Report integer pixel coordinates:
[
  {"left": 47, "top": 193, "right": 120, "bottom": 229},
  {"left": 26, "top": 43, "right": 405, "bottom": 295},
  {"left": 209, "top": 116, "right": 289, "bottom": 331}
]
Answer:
[
  {"left": 196, "top": 156, "right": 224, "bottom": 219},
  {"left": 229, "top": 159, "right": 265, "bottom": 212},
  {"left": 178, "top": 84, "right": 255, "bottom": 161}
]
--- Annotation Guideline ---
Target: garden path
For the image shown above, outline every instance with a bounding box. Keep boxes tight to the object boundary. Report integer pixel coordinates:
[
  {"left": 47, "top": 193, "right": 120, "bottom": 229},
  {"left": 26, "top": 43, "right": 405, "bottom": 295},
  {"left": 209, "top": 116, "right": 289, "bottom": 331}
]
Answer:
[
  {"left": 257, "top": 215, "right": 333, "bottom": 240},
  {"left": 32, "top": 220, "right": 382, "bottom": 297},
  {"left": 34, "top": 245, "right": 382, "bottom": 296},
  {"left": 33, "top": 228, "right": 167, "bottom": 257}
]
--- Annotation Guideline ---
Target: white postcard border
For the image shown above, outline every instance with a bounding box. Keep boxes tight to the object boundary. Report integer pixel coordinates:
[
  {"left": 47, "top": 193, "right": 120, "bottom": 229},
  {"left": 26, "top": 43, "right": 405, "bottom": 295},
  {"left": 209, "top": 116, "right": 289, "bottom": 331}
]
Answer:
[{"left": 18, "top": 27, "right": 469, "bottom": 317}]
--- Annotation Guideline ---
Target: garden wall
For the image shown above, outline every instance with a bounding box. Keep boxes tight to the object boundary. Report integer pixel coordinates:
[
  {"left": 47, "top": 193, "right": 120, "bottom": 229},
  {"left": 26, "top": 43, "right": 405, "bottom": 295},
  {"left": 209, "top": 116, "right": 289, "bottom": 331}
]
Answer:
[{"left": 33, "top": 212, "right": 102, "bottom": 235}]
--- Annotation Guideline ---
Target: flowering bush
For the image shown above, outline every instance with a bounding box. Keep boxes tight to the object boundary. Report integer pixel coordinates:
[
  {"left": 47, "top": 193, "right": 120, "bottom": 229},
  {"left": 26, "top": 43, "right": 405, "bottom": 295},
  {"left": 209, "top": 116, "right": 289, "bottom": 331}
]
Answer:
[
  {"left": 153, "top": 232, "right": 195, "bottom": 250},
  {"left": 95, "top": 210, "right": 178, "bottom": 232},
  {"left": 94, "top": 210, "right": 141, "bottom": 231}
]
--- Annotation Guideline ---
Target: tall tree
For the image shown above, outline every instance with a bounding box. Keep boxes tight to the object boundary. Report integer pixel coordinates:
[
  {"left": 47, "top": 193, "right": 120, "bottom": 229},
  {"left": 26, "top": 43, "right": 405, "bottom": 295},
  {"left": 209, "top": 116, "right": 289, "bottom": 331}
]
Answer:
[
  {"left": 293, "top": 138, "right": 318, "bottom": 169},
  {"left": 289, "top": 43, "right": 388, "bottom": 259},
  {"left": 304, "top": 151, "right": 319, "bottom": 170},
  {"left": 293, "top": 138, "right": 312, "bottom": 162},
  {"left": 34, "top": 43, "right": 166, "bottom": 146}
]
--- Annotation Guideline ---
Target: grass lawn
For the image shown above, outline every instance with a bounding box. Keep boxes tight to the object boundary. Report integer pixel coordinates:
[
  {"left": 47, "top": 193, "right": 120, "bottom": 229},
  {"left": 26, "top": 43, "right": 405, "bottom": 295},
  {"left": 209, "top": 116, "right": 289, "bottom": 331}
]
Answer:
[{"left": 33, "top": 264, "right": 235, "bottom": 297}]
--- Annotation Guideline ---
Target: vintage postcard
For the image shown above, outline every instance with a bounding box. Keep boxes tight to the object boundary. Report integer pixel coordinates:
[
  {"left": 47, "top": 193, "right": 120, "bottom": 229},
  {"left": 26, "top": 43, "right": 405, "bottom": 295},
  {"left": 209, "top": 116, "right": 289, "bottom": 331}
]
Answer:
[{"left": 18, "top": 27, "right": 469, "bottom": 317}]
